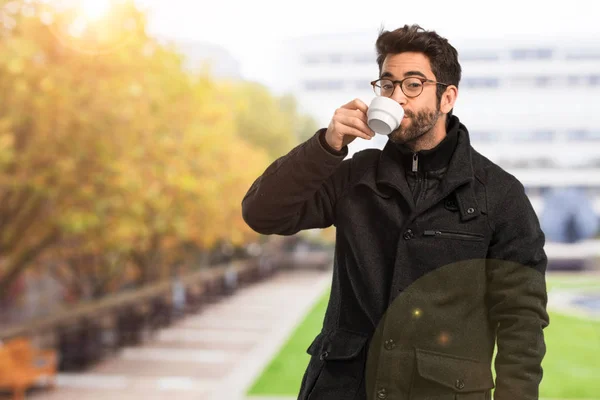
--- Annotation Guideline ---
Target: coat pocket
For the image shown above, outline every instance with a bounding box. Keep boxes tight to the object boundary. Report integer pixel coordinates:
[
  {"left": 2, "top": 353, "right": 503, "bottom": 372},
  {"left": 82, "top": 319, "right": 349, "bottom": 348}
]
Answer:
[
  {"left": 301, "top": 329, "right": 369, "bottom": 400},
  {"left": 409, "top": 348, "right": 494, "bottom": 400},
  {"left": 298, "top": 332, "right": 327, "bottom": 400},
  {"left": 423, "top": 230, "right": 485, "bottom": 242}
]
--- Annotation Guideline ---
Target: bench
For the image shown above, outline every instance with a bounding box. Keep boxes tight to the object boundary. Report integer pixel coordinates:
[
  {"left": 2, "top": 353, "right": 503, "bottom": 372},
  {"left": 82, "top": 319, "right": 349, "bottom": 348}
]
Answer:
[{"left": 0, "top": 338, "right": 57, "bottom": 399}]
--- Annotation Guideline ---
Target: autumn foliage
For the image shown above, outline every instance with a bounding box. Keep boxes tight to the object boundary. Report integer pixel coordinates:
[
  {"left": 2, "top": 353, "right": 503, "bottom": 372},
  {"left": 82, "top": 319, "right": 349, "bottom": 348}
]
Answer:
[{"left": 0, "top": 0, "right": 317, "bottom": 298}]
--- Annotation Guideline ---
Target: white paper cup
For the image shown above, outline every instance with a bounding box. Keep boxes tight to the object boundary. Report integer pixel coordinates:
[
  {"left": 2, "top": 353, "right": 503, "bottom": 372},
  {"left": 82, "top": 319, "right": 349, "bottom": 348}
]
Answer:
[{"left": 367, "top": 96, "right": 405, "bottom": 135}]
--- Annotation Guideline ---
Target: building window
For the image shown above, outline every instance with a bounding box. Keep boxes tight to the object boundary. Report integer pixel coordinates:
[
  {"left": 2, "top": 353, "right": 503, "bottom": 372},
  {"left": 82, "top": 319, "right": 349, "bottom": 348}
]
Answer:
[
  {"left": 532, "top": 158, "right": 556, "bottom": 168},
  {"left": 513, "top": 130, "right": 555, "bottom": 142},
  {"left": 567, "top": 130, "right": 600, "bottom": 141},
  {"left": 565, "top": 49, "right": 600, "bottom": 60},
  {"left": 506, "top": 76, "right": 533, "bottom": 88},
  {"left": 589, "top": 75, "right": 600, "bottom": 86},
  {"left": 511, "top": 48, "right": 554, "bottom": 60},
  {"left": 459, "top": 52, "right": 500, "bottom": 61},
  {"left": 534, "top": 76, "right": 552, "bottom": 87},
  {"left": 567, "top": 75, "right": 583, "bottom": 87},
  {"left": 525, "top": 187, "right": 544, "bottom": 197},
  {"left": 462, "top": 77, "right": 500, "bottom": 88},
  {"left": 563, "top": 75, "right": 600, "bottom": 87},
  {"left": 589, "top": 160, "right": 600, "bottom": 170},
  {"left": 303, "top": 55, "right": 323, "bottom": 65},
  {"left": 469, "top": 131, "right": 496, "bottom": 142},
  {"left": 352, "top": 54, "right": 375, "bottom": 64},
  {"left": 533, "top": 130, "right": 555, "bottom": 141},
  {"left": 506, "top": 75, "right": 600, "bottom": 88},
  {"left": 329, "top": 54, "right": 343, "bottom": 63}
]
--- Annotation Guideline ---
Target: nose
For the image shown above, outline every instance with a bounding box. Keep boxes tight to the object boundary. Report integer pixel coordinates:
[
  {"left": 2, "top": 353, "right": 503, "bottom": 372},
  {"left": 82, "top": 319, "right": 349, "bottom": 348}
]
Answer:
[{"left": 390, "top": 84, "right": 408, "bottom": 106}]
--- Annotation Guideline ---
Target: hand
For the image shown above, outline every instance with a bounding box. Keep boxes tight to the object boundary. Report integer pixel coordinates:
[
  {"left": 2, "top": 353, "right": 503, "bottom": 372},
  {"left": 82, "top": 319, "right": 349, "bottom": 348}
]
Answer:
[{"left": 324, "top": 98, "right": 375, "bottom": 152}]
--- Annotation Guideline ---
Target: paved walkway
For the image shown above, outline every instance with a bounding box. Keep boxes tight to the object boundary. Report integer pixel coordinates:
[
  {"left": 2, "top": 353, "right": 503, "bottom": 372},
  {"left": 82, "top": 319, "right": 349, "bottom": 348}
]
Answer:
[
  {"left": 28, "top": 268, "right": 331, "bottom": 400},
  {"left": 19, "top": 269, "right": 598, "bottom": 400}
]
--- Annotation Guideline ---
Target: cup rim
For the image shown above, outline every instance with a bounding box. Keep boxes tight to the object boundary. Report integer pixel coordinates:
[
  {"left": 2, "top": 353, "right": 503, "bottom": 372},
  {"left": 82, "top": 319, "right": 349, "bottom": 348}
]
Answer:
[
  {"left": 369, "top": 98, "right": 403, "bottom": 119},
  {"left": 369, "top": 96, "right": 403, "bottom": 109},
  {"left": 368, "top": 108, "right": 400, "bottom": 124}
]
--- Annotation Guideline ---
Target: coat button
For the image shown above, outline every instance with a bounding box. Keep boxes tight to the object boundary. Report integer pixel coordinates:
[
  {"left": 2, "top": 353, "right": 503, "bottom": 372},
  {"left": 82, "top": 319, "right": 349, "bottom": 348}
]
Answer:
[
  {"left": 455, "top": 379, "right": 465, "bottom": 390},
  {"left": 319, "top": 351, "right": 329, "bottom": 361},
  {"left": 384, "top": 339, "right": 396, "bottom": 350},
  {"left": 403, "top": 229, "right": 414, "bottom": 240},
  {"left": 377, "top": 388, "right": 387, "bottom": 399},
  {"left": 467, "top": 207, "right": 475, "bottom": 214}
]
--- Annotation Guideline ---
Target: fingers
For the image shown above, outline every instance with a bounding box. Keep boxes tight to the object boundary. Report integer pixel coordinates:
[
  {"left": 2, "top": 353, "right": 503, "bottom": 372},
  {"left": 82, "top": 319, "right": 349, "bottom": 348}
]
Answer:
[
  {"left": 334, "top": 114, "right": 374, "bottom": 139},
  {"left": 325, "top": 99, "right": 375, "bottom": 150},
  {"left": 333, "top": 106, "right": 373, "bottom": 134},
  {"left": 331, "top": 122, "right": 371, "bottom": 141},
  {"left": 341, "top": 98, "right": 368, "bottom": 114}
]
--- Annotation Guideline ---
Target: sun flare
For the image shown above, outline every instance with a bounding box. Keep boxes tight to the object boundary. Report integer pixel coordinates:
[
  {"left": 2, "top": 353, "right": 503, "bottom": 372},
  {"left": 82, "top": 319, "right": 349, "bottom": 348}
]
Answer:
[{"left": 79, "top": 0, "right": 112, "bottom": 21}]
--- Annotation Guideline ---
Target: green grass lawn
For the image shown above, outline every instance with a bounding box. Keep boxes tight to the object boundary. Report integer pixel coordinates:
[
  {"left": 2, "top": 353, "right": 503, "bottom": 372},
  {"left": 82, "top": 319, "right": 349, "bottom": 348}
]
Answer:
[
  {"left": 247, "top": 289, "right": 330, "bottom": 395},
  {"left": 248, "top": 273, "right": 600, "bottom": 398}
]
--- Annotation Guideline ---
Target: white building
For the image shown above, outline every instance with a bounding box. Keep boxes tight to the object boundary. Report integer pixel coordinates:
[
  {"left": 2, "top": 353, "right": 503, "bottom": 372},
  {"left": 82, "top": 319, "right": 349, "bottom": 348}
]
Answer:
[
  {"left": 171, "top": 38, "right": 242, "bottom": 80},
  {"left": 278, "top": 32, "right": 600, "bottom": 230}
]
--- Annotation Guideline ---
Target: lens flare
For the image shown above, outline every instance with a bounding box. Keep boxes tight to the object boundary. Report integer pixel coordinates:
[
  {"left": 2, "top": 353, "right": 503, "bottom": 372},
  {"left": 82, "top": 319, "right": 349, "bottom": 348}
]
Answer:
[
  {"left": 42, "top": 0, "right": 137, "bottom": 55},
  {"left": 80, "top": 0, "right": 112, "bottom": 21}
]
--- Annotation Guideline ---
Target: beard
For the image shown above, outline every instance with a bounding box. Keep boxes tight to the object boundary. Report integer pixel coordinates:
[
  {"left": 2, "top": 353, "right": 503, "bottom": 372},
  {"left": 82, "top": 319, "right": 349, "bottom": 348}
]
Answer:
[{"left": 389, "top": 105, "right": 441, "bottom": 145}]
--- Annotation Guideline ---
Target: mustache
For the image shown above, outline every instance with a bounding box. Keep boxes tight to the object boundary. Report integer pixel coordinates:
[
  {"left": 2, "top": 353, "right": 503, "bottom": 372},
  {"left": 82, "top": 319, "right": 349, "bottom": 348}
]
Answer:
[{"left": 403, "top": 110, "right": 440, "bottom": 119}]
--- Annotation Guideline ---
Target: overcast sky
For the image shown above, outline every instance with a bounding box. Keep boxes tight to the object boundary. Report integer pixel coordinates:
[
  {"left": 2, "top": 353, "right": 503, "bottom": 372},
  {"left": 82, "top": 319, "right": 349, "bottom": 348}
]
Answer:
[{"left": 134, "top": 0, "right": 600, "bottom": 88}]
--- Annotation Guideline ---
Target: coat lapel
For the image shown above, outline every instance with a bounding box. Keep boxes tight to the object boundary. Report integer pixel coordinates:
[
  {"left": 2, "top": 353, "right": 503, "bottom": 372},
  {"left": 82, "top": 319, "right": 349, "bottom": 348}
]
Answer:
[
  {"left": 372, "top": 121, "right": 479, "bottom": 220},
  {"left": 375, "top": 144, "right": 416, "bottom": 211}
]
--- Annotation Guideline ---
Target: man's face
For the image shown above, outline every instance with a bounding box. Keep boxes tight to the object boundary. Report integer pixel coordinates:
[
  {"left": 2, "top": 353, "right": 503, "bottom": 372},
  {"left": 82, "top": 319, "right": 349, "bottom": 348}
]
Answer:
[{"left": 379, "top": 52, "right": 442, "bottom": 145}]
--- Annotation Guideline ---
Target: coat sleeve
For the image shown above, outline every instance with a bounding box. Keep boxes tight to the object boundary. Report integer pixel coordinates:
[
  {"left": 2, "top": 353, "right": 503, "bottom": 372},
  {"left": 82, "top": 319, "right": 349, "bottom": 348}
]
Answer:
[
  {"left": 485, "top": 180, "right": 550, "bottom": 400},
  {"left": 242, "top": 130, "right": 350, "bottom": 236}
]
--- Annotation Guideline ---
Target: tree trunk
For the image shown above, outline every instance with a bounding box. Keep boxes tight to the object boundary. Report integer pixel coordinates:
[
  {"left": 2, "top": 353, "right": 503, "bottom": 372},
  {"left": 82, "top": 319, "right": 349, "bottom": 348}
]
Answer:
[{"left": 0, "top": 229, "right": 59, "bottom": 297}]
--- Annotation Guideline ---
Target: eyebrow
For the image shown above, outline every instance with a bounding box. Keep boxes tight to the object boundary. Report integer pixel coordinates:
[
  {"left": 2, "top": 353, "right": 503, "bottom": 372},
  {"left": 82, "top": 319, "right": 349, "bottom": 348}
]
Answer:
[{"left": 381, "top": 70, "right": 428, "bottom": 79}]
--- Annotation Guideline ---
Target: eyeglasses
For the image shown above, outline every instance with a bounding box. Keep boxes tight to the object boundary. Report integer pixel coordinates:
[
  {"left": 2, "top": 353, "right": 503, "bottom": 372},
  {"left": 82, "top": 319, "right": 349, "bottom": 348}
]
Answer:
[{"left": 370, "top": 77, "right": 450, "bottom": 98}]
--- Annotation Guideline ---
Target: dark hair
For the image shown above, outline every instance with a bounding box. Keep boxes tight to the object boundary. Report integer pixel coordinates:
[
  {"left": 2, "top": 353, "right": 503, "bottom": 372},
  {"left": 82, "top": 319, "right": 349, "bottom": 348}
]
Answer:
[{"left": 375, "top": 24, "right": 461, "bottom": 104}]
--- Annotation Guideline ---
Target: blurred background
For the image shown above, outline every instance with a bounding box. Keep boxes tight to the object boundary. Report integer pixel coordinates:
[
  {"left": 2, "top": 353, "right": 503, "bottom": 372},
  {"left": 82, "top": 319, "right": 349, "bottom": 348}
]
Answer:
[{"left": 0, "top": 0, "right": 599, "bottom": 399}]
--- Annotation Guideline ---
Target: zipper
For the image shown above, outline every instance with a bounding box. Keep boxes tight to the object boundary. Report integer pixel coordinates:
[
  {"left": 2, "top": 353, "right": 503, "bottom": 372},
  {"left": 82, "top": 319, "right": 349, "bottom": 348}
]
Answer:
[
  {"left": 423, "top": 230, "right": 484, "bottom": 241},
  {"left": 412, "top": 153, "right": 418, "bottom": 172}
]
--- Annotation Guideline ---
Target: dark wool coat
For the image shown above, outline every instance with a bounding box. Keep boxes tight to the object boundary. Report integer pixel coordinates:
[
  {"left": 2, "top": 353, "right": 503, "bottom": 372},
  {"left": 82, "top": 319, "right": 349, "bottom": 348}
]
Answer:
[{"left": 242, "top": 116, "right": 549, "bottom": 400}]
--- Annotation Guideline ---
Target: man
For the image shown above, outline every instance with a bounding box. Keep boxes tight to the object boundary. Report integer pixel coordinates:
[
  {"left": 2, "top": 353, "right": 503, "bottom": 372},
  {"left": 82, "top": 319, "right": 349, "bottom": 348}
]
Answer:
[{"left": 242, "top": 24, "right": 549, "bottom": 400}]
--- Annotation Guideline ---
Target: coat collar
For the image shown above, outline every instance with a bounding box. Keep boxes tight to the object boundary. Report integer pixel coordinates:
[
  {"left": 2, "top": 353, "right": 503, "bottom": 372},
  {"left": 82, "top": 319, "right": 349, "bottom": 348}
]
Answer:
[
  {"left": 388, "top": 122, "right": 459, "bottom": 173},
  {"left": 356, "top": 115, "right": 481, "bottom": 221}
]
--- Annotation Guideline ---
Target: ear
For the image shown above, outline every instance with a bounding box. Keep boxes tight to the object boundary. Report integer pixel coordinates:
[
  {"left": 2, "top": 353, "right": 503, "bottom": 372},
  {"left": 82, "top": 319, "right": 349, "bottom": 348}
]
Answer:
[{"left": 440, "top": 85, "right": 458, "bottom": 115}]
